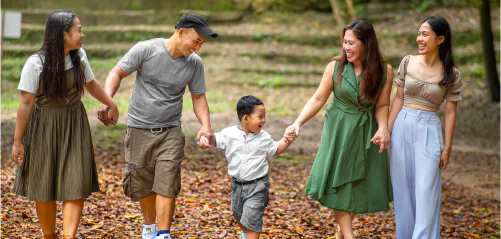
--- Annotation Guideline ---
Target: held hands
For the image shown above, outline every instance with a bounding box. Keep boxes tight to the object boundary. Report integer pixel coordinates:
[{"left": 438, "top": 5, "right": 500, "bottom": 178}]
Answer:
[
  {"left": 370, "top": 127, "right": 390, "bottom": 153},
  {"left": 197, "top": 126, "right": 214, "bottom": 149},
  {"left": 283, "top": 127, "right": 296, "bottom": 144},
  {"left": 284, "top": 123, "right": 300, "bottom": 144},
  {"left": 12, "top": 141, "right": 24, "bottom": 166},
  {"left": 97, "top": 104, "right": 119, "bottom": 126},
  {"left": 198, "top": 135, "right": 211, "bottom": 149}
]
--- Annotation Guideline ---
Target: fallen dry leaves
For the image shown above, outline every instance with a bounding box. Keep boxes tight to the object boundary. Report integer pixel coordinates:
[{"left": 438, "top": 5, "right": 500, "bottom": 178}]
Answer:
[{"left": 1, "top": 137, "right": 499, "bottom": 238}]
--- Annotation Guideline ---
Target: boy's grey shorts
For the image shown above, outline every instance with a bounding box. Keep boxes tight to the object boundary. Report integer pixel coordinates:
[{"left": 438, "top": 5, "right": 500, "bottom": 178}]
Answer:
[{"left": 231, "top": 175, "right": 269, "bottom": 232}]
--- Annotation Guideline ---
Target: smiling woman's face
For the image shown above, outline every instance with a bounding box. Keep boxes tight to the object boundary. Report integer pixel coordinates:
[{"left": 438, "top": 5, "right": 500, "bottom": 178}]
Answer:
[
  {"left": 63, "top": 17, "right": 83, "bottom": 54},
  {"left": 343, "top": 29, "right": 364, "bottom": 64},
  {"left": 416, "top": 21, "right": 443, "bottom": 55}
]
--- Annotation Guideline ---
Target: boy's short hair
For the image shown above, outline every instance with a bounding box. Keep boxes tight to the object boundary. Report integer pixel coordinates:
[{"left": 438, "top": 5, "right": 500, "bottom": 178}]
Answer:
[{"left": 237, "top": 95, "right": 264, "bottom": 121}]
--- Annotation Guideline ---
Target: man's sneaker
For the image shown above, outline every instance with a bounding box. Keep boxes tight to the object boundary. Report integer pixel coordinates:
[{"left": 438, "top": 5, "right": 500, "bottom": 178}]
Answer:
[
  {"left": 240, "top": 230, "right": 248, "bottom": 239},
  {"left": 142, "top": 226, "right": 157, "bottom": 239},
  {"left": 156, "top": 234, "right": 172, "bottom": 239}
]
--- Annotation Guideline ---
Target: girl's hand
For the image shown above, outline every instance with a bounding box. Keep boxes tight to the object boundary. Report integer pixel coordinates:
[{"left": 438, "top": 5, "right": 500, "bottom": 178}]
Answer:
[
  {"left": 439, "top": 150, "right": 450, "bottom": 170},
  {"left": 12, "top": 141, "right": 25, "bottom": 166},
  {"left": 370, "top": 127, "right": 390, "bottom": 153}
]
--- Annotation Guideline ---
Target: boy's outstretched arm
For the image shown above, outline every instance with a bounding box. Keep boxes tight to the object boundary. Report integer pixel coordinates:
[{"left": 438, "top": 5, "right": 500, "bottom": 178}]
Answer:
[{"left": 274, "top": 128, "right": 296, "bottom": 156}]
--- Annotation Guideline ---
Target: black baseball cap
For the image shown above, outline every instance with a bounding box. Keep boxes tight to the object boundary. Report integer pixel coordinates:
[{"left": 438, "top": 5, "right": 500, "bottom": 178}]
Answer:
[{"left": 175, "top": 14, "right": 218, "bottom": 38}]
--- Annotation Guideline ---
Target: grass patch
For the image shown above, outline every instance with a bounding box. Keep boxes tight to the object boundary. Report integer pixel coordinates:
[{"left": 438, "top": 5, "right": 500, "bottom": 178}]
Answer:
[
  {"left": 182, "top": 91, "right": 235, "bottom": 113},
  {"left": 228, "top": 67, "right": 322, "bottom": 76},
  {"left": 271, "top": 155, "right": 313, "bottom": 165},
  {"left": 95, "top": 123, "right": 128, "bottom": 141}
]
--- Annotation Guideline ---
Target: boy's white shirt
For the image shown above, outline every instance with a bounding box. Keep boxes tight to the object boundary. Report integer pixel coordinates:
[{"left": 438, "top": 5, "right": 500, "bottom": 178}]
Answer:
[{"left": 214, "top": 125, "right": 278, "bottom": 181}]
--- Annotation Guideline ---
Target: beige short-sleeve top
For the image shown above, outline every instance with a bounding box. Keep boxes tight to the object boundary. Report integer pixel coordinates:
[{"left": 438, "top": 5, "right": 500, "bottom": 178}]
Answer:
[{"left": 395, "top": 55, "right": 462, "bottom": 111}]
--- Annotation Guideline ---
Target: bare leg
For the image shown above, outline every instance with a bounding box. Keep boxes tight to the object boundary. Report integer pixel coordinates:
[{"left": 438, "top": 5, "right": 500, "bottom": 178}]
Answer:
[
  {"left": 336, "top": 224, "right": 344, "bottom": 239},
  {"left": 156, "top": 194, "right": 175, "bottom": 231},
  {"left": 62, "top": 199, "right": 85, "bottom": 237},
  {"left": 140, "top": 194, "right": 157, "bottom": 224},
  {"left": 35, "top": 201, "right": 57, "bottom": 237},
  {"left": 334, "top": 210, "right": 354, "bottom": 239},
  {"left": 247, "top": 230, "right": 260, "bottom": 239},
  {"left": 336, "top": 214, "right": 354, "bottom": 238}
]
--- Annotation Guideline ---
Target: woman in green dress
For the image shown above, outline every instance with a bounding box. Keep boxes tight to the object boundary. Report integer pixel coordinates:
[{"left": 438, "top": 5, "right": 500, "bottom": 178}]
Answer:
[
  {"left": 286, "top": 20, "right": 393, "bottom": 239},
  {"left": 11, "top": 10, "right": 119, "bottom": 238}
]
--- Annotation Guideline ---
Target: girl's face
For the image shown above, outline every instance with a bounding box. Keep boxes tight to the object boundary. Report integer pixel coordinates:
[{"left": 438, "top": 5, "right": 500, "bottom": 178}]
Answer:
[
  {"left": 343, "top": 29, "right": 364, "bottom": 64},
  {"left": 63, "top": 17, "right": 83, "bottom": 55},
  {"left": 416, "top": 22, "right": 444, "bottom": 55}
]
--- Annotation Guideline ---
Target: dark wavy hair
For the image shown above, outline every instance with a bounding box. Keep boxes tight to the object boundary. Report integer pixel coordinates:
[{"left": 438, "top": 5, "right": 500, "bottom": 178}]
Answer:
[
  {"left": 329, "top": 20, "right": 386, "bottom": 102},
  {"left": 423, "top": 16, "right": 455, "bottom": 85},
  {"left": 237, "top": 95, "right": 264, "bottom": 121},
  {"left": 38, "top": 10, "right": 85, "bottom": 100}
]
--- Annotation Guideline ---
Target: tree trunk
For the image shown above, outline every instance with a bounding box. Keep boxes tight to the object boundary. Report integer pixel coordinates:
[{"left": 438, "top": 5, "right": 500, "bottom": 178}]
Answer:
[
  {"left": 480, "top": 0, "right": 500, "bottom": 102},
  {"left": 329, "top": 0, "right": 343, "bottom": 27},
  {"left": 344, "top": 0, "right": 356, "bottom": 21}
]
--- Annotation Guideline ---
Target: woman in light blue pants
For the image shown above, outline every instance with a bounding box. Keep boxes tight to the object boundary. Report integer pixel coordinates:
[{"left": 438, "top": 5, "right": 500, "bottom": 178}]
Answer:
[{"left": 388, "top": 16, "right": 462, "bottom": 239}]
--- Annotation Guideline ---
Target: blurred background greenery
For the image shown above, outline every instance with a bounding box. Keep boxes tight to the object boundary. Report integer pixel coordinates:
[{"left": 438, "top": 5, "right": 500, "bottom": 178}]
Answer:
[{"left": 1, "top": 0, "right": 499, "bottom": 117}]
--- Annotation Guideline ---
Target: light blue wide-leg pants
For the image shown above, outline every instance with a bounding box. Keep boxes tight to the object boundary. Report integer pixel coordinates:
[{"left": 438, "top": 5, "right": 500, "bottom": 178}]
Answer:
[{"left": 390, "top": 107, "right": 444, "bottom": 239}]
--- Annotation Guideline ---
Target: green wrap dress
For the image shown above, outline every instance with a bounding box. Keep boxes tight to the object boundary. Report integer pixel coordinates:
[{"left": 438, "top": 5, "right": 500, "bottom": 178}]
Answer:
[{"left": 305, "top": 61, "right": 393, "bottom": 214}]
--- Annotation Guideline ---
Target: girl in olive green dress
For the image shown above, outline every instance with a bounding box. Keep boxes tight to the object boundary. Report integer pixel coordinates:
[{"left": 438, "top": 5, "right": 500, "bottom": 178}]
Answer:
[{"left": 12, "top": 10, "right": 119, "bottom": 239}]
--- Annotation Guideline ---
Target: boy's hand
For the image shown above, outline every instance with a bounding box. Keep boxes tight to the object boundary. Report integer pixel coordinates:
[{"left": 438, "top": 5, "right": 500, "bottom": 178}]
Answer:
[
  {"left": 284, "top": 127, "right": 296, "bottom": 144},
  {"left": 198, "top": 135, "right": 211, "bottom": 149}
]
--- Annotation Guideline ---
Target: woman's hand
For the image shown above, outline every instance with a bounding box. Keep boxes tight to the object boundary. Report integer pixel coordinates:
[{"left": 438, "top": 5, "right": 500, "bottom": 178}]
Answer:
[
  {"left": 12, "top": 141, "right": 25, "bottom": 166},
  {"left": 97, "top": 104, "right": 110, "bottom": 126},
  {"left": 285, "top": 122, "right": 301, "bottom": 144},
  {"left": 439, "top": 150, "right": 450, "bottom": 170},
  {"left": 370, "top": 127, "right": 390, "bottom": 153}
]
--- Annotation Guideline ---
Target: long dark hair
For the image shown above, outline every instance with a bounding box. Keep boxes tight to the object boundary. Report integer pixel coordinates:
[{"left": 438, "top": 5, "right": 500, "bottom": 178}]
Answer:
[
  {"left": 423, "top": 16, "right": 455, "bottom": 85},
  {"left": 329, "top": 20, "right": 386, "bottom": 102},
  {"left": 38, "top": 10, "right": 85, "bottom": 100}
]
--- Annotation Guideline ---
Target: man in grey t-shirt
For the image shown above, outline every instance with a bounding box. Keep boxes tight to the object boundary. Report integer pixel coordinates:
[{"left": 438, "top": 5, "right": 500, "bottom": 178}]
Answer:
[{"left": 98, "top": 14, "right": 217, "bottom": 239}]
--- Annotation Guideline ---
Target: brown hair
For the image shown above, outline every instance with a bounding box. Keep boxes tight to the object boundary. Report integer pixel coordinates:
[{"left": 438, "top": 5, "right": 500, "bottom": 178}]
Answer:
[{"left": 329, "top": 20, "right": 386, "bottom": 102}]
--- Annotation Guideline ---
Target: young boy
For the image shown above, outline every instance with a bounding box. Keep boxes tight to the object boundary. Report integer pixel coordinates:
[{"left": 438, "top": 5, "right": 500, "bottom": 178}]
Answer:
[{"left": 199, "top": 95, "right": 295, "bottom": 239}]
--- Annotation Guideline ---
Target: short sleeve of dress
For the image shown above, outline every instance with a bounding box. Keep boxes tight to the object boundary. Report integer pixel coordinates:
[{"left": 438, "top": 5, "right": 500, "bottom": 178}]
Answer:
[
  {"left": 445, "top": 69, "right": 463, "bottom": 101},
  {"left": 395, "top": 55, "right": 411, "bottom": 87}
]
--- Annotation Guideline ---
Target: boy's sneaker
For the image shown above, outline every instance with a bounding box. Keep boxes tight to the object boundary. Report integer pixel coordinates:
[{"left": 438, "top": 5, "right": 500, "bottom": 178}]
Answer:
[
  {"left": 142, "top": 225, "right": 157, "bottom": 239},
  {"left": 240, "top": 230, "right": 248, "bottom": 239},
  {"left": 156, "top": 234, "right": 172, "bottom": 239}
]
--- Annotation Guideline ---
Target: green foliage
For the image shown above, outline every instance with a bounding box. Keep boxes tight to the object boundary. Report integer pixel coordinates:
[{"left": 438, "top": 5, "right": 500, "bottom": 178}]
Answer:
[
  {"left": 269, "top": 106, "right": 293, "bottom": 115},
  {"left": 354, "top": 4, "right": 373, "bottom": 22},
  {"left": 469, "top": 63, "right": 486, "bottom": 77},
  {"left": 413, "top": 0, "right": 430, "bottom": 13},
  {"left": 257, "top": 76, "right": 283, "bottom": 88}
]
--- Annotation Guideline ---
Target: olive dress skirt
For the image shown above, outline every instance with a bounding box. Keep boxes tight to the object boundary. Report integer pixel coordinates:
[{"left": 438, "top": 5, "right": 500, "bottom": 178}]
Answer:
[{"left": 13, "top": 102, "right": 100, "bottom": 202}]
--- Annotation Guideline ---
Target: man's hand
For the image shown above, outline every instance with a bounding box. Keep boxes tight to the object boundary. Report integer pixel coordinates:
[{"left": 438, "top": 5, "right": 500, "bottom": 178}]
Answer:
[{"left": 196, "top": 126, "right": 214, "bottom": 149}]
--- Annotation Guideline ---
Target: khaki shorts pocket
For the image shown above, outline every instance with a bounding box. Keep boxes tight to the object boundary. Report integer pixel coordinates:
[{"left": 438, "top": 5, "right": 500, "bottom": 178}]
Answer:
[{"left": 122, "top": 163, "right": 135, "bottom": 198}]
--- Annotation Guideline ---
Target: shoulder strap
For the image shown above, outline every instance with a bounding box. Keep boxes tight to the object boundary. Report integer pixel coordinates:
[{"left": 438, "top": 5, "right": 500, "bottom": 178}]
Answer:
[{"left": 37, "top": 53, "right": 44, "bottom": 66}]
